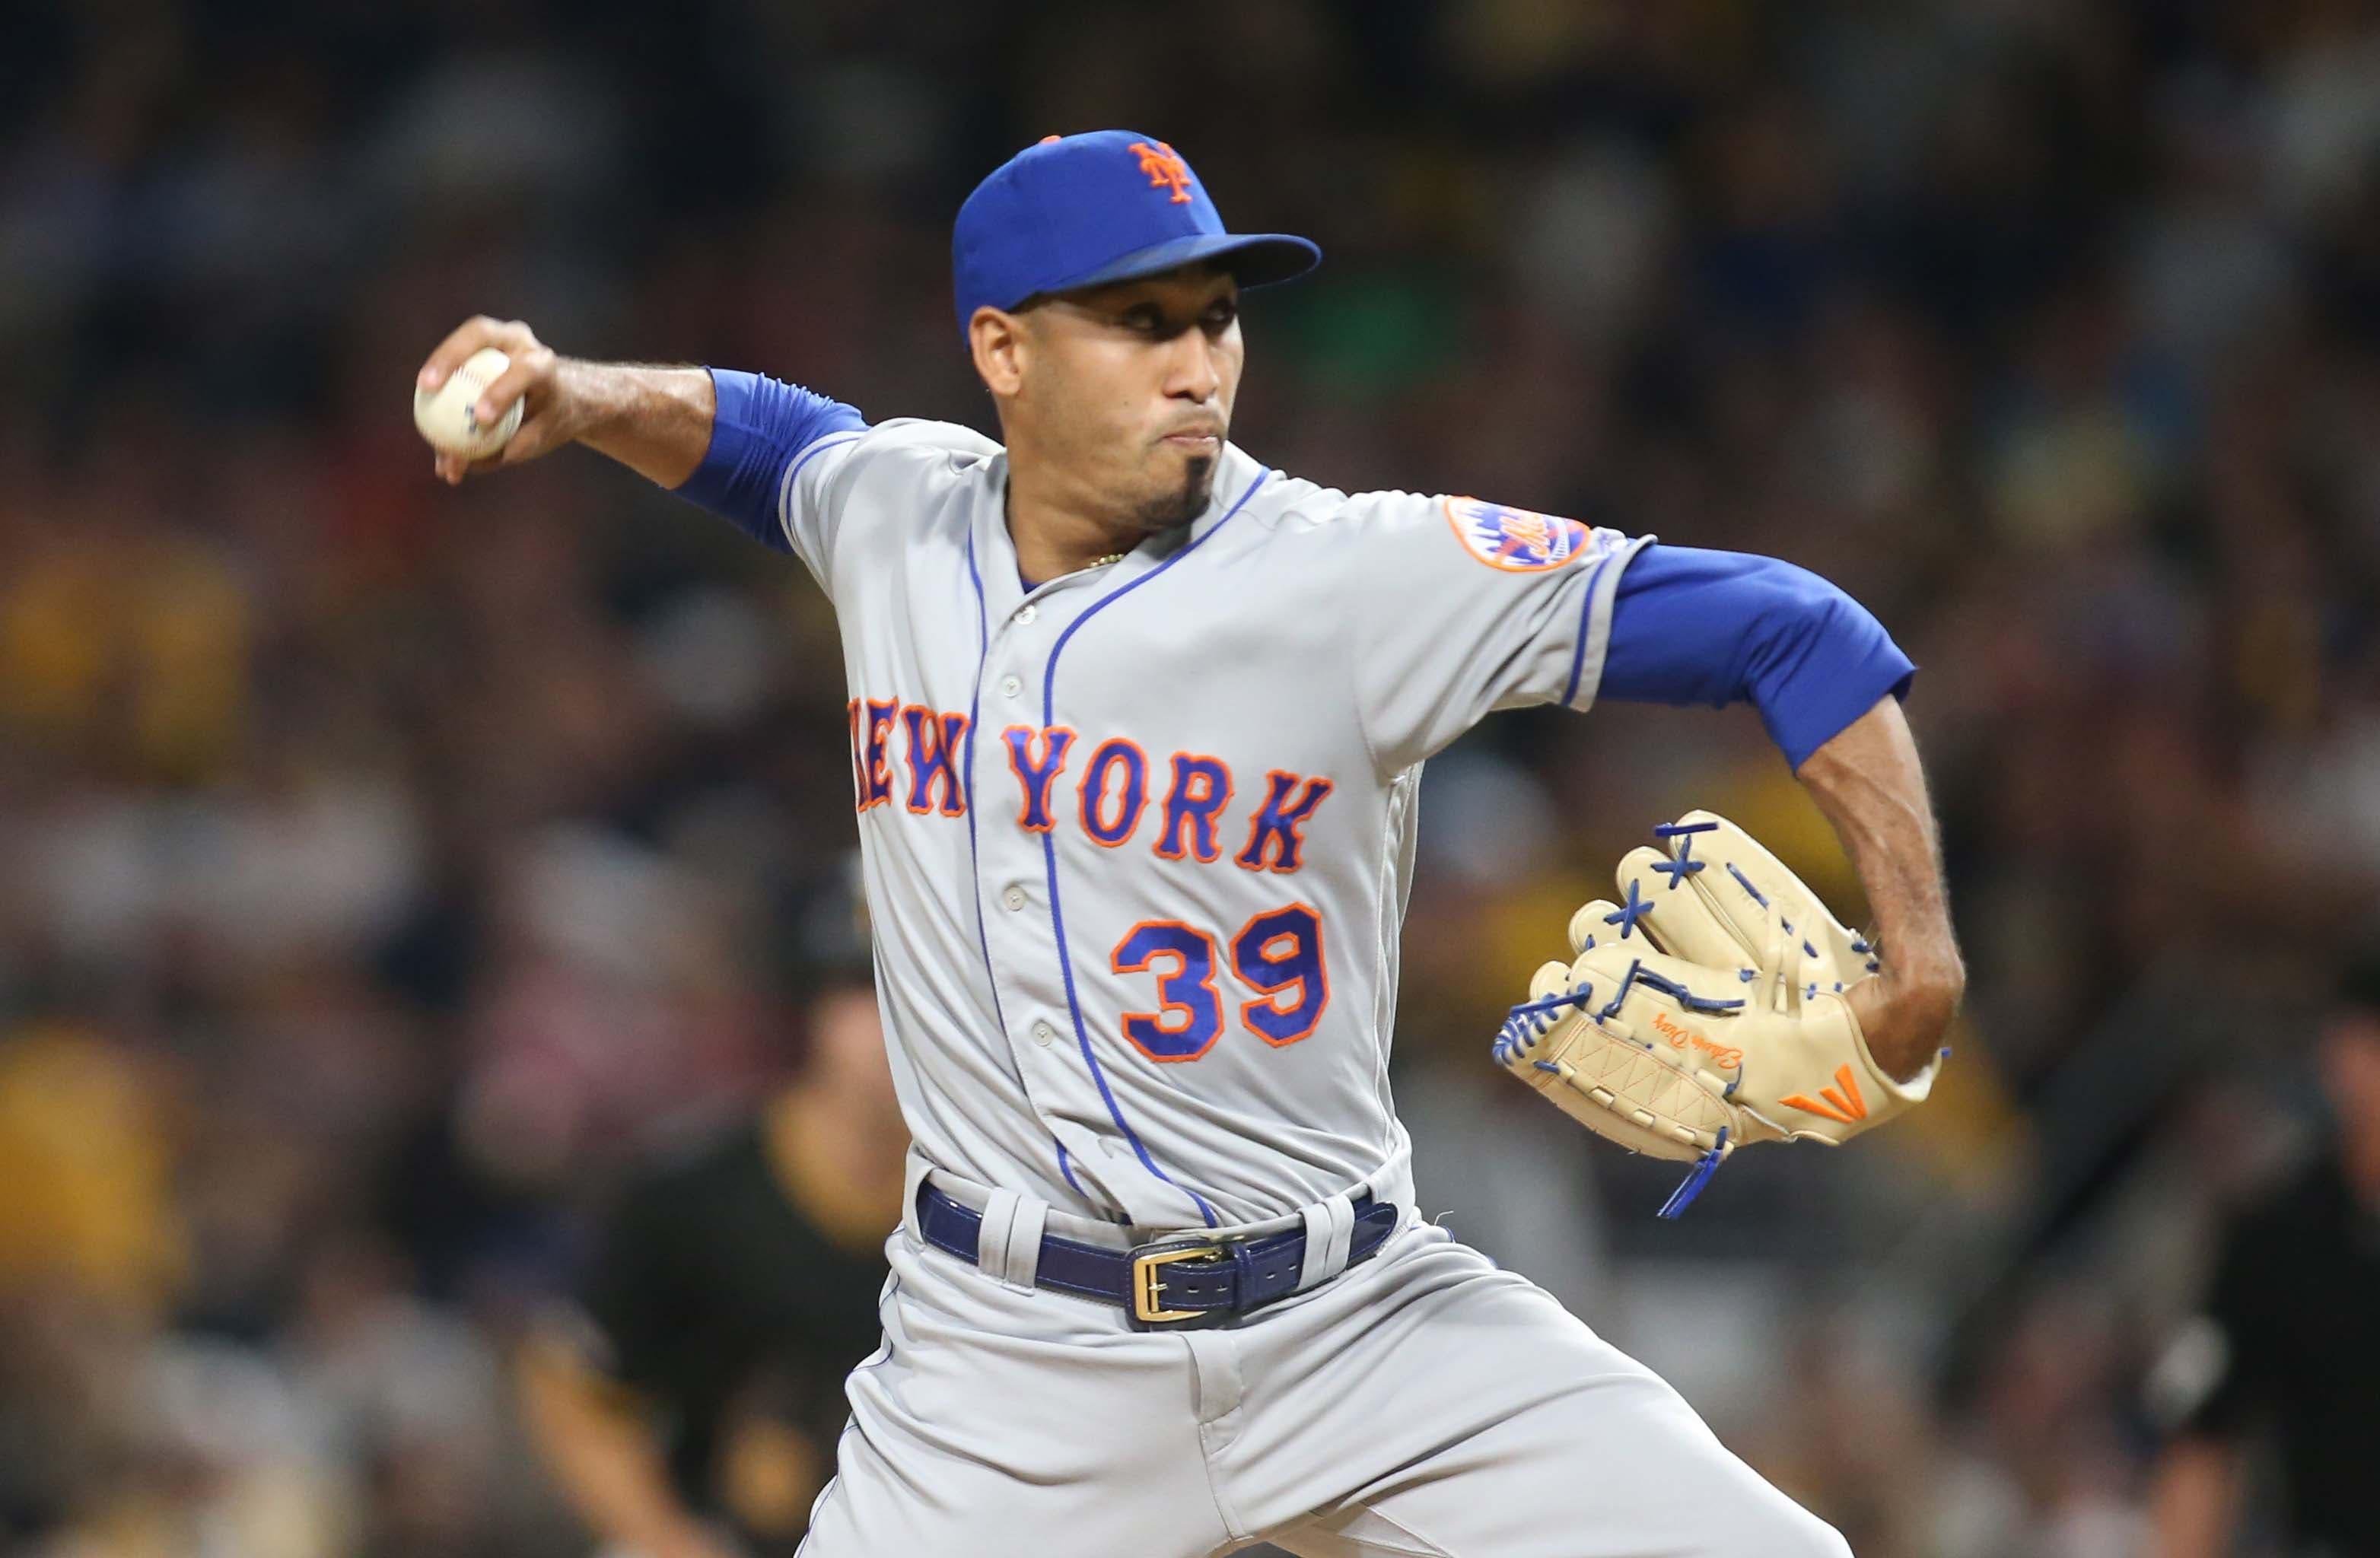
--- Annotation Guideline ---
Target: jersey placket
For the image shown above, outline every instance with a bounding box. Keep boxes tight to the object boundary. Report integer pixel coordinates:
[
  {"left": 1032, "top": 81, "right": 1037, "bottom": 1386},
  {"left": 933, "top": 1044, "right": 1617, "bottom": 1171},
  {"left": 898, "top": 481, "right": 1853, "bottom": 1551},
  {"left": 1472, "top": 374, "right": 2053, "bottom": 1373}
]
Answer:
[{"left": 967, "top": 545, "right": 1161, "bottom": 1223}]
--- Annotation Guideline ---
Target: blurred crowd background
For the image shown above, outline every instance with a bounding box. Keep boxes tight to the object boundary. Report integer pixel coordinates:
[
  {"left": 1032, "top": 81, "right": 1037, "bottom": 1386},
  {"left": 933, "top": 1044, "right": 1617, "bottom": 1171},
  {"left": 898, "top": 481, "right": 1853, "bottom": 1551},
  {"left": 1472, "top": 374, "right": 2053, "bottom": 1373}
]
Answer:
[{"left": 4, "top": 0, "right": 2378, "bottom": 1554}]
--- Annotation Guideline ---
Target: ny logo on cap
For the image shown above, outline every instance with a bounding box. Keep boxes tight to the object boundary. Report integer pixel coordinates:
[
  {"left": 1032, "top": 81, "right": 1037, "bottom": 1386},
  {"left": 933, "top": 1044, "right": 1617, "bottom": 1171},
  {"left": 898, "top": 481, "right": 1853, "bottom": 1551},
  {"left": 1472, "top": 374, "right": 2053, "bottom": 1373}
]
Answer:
[{"left": 1128, "top": 140, "right": 1193, "bottom": 204}]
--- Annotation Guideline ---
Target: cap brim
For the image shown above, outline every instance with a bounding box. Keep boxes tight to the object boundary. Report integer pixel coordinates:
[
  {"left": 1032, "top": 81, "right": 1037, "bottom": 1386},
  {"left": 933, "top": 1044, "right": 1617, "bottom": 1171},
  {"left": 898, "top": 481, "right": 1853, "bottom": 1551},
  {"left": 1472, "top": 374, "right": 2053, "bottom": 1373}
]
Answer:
[{"left": 1039, "top": 232, "right": 1321, "bottom": 300}]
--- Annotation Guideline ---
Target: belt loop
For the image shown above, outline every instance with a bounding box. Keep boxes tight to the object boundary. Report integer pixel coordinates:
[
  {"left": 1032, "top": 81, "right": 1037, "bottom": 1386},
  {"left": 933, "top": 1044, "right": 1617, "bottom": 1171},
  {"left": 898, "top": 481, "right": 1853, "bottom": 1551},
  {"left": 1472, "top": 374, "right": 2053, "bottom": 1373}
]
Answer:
[
  {"left": 1000, "top": 1197, "right": 1048, "bottom": 1293},
  {"left": 1295, "top": 1192, "right": 1358, "bottom": 1293},
  {"left": 902, "top": 1154, "right": 936, "bottom": 1245},
  {"left": 975, "top": 1188, "right": 1023, "bottom": 1286}
]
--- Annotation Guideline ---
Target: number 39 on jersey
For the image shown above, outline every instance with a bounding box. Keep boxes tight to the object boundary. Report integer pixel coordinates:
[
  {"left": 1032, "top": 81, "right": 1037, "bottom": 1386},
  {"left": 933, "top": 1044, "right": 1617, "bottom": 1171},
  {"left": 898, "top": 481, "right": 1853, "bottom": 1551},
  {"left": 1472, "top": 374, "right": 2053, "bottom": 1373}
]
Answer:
[{"left": 1109, "top": 903, "right": 1328, "bottom": 1063}]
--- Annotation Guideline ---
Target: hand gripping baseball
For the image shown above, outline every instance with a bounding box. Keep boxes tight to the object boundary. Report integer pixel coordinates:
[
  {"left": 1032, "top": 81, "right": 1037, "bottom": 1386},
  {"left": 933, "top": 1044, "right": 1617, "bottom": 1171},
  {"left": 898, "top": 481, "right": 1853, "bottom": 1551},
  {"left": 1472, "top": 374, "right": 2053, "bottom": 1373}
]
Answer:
[{"left": 1492, "top": 811, "right": 1942, "bottom": 1216}]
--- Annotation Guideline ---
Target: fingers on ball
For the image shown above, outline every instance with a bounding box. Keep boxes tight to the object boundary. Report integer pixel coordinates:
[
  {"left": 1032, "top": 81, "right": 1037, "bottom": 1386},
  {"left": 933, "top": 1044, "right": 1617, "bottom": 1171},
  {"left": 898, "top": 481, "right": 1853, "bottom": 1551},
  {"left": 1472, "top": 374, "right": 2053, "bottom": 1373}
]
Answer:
[
  {"left": 420, "top": 316, "right": 495, "bottom": 390},
  {"left": 420, "top": 314, "right": 536, "bottom": 393},
  {"left": 475, "top": 353, "right": 545, "bottom": 426}
]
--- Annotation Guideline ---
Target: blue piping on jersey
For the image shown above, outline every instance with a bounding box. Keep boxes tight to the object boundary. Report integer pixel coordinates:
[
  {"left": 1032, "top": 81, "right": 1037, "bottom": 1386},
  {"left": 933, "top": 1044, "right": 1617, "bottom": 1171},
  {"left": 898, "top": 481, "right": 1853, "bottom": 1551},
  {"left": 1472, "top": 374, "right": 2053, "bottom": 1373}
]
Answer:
[
  {"left": 963, "top": 526, "right": 1096, "bottom": 1210},
  {"left": 960, "top": 529, "right": 1015, "bottom": 1052},
  {"left": 770, "top": 428, "right": 868, "bottom": 551},
  {"left": 1036, "top": 468, "right": 1273, "bottom": 1230},
  {"left": 786, "top": 428, "right": 867, "bottom": 491},
  {"left": 1560, "top": 545, "right": 1622, "bottom": 710}
]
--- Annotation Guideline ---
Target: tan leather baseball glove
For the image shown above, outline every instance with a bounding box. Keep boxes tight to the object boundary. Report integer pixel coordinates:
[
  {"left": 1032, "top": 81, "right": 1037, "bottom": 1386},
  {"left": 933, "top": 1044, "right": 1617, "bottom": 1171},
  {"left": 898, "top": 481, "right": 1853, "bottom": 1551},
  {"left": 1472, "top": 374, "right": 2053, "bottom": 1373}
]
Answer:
[{"left": 1493, "top": 811, "right": 1942, "bottom": 1215}]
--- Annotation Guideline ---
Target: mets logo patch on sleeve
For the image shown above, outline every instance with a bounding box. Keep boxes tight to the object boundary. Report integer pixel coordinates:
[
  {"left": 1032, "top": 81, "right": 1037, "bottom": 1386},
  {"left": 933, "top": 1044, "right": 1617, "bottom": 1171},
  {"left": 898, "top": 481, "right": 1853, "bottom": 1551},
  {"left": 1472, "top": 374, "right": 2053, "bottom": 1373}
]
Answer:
[{"left": 1442, "top": 496, "right": 1602, "bottom": 572}]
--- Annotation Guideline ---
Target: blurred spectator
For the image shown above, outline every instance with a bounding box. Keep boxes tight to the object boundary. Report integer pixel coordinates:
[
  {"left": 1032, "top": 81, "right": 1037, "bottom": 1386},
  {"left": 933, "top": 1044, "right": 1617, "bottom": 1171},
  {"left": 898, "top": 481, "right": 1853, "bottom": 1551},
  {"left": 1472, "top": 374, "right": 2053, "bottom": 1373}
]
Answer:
[
  {"left": 2146, "top": 954, "right": 2380, "bottom": 1558},
  {"left": 518, "top": 876, "right": 905, "bottom": 1558}
]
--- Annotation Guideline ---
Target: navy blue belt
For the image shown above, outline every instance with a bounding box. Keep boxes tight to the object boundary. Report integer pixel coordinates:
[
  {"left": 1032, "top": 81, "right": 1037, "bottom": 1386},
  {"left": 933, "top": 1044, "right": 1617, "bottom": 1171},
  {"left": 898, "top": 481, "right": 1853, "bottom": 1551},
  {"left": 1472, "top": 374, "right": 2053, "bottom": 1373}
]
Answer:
[{"left": 917, "top": 1184, "right": 1401, "bottom": 1328}]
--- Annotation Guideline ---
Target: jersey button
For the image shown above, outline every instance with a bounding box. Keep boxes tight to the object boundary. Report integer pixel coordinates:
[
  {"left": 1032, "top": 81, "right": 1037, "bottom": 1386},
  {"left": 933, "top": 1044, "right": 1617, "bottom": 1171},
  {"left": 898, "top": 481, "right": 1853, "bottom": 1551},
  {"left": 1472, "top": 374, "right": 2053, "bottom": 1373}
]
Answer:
[
  {"left": 1000, "top": 675, "right": 1023, "bottom": 700},
  {"left": 1032, "top": 1022, "right": 1057, "bottom": 1047},
  {"left": 1001, "top": 886, "right": 1027, "bottom": 911},
  {"left": 1015, "top": 604, "right": 1038, "bottom": 625}
]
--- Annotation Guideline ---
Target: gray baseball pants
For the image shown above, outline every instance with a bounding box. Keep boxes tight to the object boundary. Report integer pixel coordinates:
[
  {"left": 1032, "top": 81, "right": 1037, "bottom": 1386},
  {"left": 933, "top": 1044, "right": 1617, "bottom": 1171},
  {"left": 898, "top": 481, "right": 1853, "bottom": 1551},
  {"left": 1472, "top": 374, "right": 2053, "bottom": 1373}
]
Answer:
[{"left": 798, "top": 1181, "right": 1847, "bottom": 1556}]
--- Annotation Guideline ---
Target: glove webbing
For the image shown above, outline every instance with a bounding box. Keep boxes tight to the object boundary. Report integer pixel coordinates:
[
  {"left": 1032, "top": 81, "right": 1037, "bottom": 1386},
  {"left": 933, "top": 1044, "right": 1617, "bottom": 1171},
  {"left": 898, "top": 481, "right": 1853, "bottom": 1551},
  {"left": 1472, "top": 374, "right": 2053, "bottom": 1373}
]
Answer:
[{"left": 1491, "top": 962, "right": 1740, "bottom": 1219}]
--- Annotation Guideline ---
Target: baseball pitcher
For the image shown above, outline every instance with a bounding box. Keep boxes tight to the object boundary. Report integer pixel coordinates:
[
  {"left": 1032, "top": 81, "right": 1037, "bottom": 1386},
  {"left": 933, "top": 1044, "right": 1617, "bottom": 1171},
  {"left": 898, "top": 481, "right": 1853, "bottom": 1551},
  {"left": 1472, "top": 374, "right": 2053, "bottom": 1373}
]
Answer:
[{"left": 416, "top": 130, "right": 1965, "bottom": 1557}]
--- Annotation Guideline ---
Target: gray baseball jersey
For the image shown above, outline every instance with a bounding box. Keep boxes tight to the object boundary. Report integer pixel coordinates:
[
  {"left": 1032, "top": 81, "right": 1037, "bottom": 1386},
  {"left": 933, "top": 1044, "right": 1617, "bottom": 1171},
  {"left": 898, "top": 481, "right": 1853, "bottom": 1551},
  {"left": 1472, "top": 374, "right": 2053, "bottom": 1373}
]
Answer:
[{"left": 785, "top": 417, "right": 1646, "bottom": 1232}]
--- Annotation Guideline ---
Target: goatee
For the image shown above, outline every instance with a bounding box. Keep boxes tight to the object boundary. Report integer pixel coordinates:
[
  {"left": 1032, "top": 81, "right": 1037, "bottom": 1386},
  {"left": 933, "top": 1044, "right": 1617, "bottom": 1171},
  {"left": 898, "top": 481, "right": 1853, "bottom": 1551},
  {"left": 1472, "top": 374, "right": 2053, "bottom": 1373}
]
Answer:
[{"left": 1131, "top": 454, "right": 1214, "bottom": 533}]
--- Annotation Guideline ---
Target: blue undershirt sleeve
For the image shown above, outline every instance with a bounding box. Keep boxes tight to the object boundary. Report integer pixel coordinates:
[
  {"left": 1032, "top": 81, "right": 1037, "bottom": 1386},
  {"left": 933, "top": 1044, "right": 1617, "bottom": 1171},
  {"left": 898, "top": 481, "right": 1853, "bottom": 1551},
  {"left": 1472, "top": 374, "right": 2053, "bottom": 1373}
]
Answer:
[
  {"left": 670, "top": 369, "right": 867, "bottom": 552},
  {"left": 1599, "top": 543, "right": 1915, "bottom": 769}
]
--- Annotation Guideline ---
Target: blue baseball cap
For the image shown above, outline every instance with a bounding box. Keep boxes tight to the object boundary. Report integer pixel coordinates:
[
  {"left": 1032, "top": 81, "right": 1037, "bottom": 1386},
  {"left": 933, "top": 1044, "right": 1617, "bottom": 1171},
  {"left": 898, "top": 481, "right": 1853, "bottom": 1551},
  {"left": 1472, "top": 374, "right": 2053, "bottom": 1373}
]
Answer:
[{"left": 952, "top": 130, "right": 1321, "bottom": 341}]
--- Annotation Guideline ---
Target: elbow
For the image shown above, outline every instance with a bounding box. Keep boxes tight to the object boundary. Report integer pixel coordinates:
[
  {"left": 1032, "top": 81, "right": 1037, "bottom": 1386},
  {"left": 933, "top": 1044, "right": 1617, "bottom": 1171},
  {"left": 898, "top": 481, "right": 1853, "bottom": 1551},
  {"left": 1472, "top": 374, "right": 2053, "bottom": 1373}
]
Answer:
[
  {"left": 1916, "top": 959, "right": 1967, "bottom": 1018},
  {"left": 1939, "top": 960, "right": 1969, "bottom": 1010},
  {"left": 1895, "top": 949, "right": 1968, "bottom": 1038}
]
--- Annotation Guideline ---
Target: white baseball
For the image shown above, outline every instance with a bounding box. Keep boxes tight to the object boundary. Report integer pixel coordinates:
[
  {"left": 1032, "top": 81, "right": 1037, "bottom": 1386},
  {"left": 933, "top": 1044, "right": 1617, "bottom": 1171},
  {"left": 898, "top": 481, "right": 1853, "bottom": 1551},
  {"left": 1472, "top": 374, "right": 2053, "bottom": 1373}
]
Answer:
[{"left": 413, "top": 346, "right": 524, "bottom": 459}]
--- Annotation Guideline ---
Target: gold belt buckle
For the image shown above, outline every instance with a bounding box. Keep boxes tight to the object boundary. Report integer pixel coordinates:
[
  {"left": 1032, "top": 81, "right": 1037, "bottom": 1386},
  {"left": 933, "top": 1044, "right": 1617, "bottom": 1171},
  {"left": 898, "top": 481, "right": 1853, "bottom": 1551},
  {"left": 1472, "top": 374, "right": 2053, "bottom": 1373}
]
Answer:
[{"left": 1132, "top": 1244, "right": 1225, "bottom": 1324}]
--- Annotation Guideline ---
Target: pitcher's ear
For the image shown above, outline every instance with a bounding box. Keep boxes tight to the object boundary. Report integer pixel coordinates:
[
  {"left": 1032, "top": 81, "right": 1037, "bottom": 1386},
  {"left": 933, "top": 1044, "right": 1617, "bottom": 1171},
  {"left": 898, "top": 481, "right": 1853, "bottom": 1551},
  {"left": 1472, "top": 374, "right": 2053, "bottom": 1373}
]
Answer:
[{"left": 970, "top": 307, "right": 1028, "bottom": 398}]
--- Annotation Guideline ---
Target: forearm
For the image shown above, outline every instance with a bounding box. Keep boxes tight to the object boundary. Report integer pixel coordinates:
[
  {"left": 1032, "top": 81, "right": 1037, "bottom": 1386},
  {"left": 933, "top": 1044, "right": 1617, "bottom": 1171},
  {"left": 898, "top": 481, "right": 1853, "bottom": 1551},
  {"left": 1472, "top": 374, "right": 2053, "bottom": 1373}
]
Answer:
[
  {"left": 558, "top": 361, "right": 718, "bottom": 489},
  {"left": 416, "top": 316, "right": 864, "bottom": 552},
  {"left": 515, "top": 1336, "right": 718, "bottom": 1557},
  {"left": 1795, "top": 696, "right": 1965, "bottom": 1080}
]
